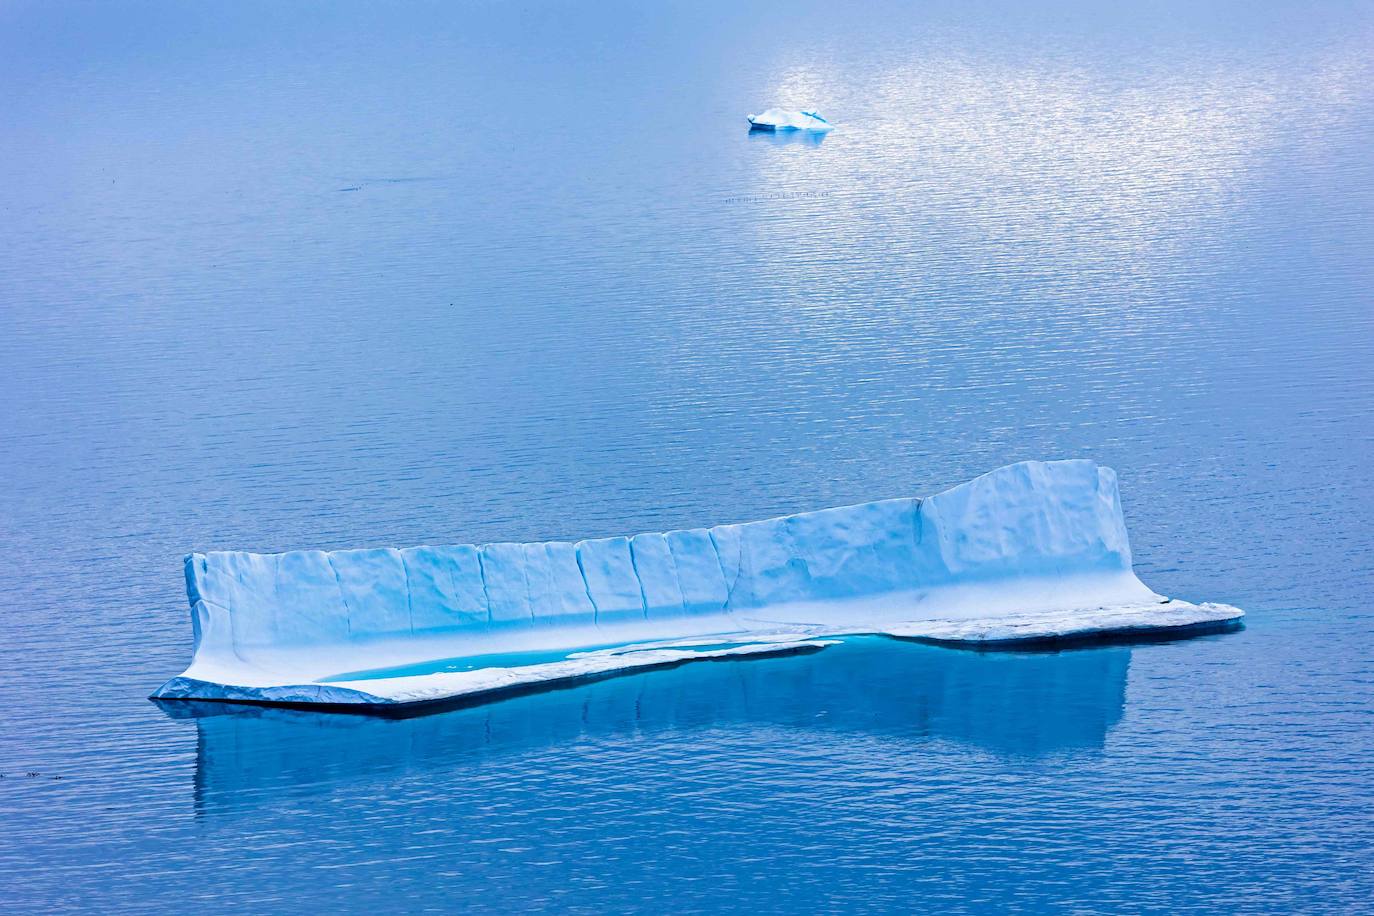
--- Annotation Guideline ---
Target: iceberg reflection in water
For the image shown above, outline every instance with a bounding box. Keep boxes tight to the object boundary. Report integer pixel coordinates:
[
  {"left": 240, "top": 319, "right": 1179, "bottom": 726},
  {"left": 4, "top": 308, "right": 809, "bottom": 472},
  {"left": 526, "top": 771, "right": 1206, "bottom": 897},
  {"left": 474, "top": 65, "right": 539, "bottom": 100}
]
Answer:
[
  {"left": 162, "top": 638, "right": 1131, "bottom": 814},
  {"left": 746, "top": 127, "right": 827, "bottom": 147}
]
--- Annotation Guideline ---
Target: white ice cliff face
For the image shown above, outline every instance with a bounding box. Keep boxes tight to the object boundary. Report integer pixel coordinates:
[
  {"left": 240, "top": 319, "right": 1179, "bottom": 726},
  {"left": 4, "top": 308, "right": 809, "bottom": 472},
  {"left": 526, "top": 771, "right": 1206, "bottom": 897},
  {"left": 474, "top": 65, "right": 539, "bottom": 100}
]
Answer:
[{"left": 152, "top": 460, "right": 1243, "bottom": 709}]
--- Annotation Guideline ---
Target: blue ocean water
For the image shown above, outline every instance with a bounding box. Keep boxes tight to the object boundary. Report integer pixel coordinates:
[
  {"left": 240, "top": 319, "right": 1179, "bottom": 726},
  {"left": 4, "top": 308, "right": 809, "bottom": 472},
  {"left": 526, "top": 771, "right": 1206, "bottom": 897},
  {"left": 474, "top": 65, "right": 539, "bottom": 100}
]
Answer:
[{"left": 2, "top": 0, "right": 1372, "bottom": 910}]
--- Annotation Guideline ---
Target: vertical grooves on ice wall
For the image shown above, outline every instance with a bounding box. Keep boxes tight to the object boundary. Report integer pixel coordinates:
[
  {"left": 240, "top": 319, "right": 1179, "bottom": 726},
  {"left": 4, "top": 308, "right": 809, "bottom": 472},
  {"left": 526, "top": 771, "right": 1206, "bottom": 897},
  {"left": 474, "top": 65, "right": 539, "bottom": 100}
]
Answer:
[
  {"left": 707, "top": 530, "right": 739, "bottom": 612},
  {"left": 398, "top": 550, "right": 416, "bottom": 635},
  {"left": 441, "top": 551, "right": 461, "bottom": 625},
  {"left": 179, "top": 461, "right": 1153, "bottom": 669},
  {"left": 521, "top": 550, "right": 536, "bottom": 625},
  {"left": 573, "top": 544, "right": 600, "bottom": 626},
  {"left": 626, "top": 540, "right": 651, "bottom": 621},
  {"left": 910, "top": 496, "right": 924, "bottom": 551},
  {"left": 663, "top": 538, "right": 686, "bottom": 618},
  {"left": 324, "top": 554, "right": 352, "bottom": 637},
  {"left": 475, "top": 551, "right": 493, "bottom": 625},
  {"left": 229, "top": 561, "right": 245, "bottom": 654},
  {"left": 783, "top": 513, "right": 814, "bottom": 600}
]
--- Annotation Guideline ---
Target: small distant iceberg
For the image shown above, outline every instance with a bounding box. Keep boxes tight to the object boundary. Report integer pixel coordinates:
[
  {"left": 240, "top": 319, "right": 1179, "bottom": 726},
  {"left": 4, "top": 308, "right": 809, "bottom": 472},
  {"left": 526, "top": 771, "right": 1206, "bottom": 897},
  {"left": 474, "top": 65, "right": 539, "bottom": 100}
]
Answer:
[
  {"left": 747, "top": 109, "right": 832, "bottom": 132},
  {"left": 152, "top": 460, "right": 1243, "bottom": 712}
]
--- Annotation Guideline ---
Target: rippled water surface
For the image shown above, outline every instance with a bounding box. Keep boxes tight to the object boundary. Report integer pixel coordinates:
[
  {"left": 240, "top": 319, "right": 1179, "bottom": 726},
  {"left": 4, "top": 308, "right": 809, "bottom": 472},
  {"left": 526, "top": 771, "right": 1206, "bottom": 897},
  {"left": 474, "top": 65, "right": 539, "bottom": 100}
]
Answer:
[{"left": 3, "top": 0, "right": 1373, "bottom": 911}]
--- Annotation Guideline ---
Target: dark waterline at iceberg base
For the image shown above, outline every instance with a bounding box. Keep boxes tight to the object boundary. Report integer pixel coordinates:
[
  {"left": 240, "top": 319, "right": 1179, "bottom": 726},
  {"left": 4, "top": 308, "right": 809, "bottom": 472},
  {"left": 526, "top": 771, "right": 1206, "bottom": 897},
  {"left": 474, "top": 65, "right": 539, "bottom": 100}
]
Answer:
[{"left": 2, "top": 0, "right": 1373, "bottom": 911}]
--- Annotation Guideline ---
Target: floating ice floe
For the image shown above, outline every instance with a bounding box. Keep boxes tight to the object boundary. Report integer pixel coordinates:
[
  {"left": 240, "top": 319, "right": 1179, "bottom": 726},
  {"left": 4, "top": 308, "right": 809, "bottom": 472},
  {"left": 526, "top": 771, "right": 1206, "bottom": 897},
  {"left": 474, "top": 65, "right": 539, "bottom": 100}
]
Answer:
[
  {"left": 747, "top": 108, "right": 832, "bottom": 132},
  {"left": 152, "top": 460, "right": 1243, "bottom": 711}
]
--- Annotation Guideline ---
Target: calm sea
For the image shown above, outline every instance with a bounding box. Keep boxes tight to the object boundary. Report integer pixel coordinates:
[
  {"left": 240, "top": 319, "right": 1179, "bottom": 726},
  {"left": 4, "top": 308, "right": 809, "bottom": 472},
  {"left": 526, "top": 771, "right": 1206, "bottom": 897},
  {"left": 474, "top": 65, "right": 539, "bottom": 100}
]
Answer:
[{"left": 2, "top": 0, "right": 1372, "bottom": 911}]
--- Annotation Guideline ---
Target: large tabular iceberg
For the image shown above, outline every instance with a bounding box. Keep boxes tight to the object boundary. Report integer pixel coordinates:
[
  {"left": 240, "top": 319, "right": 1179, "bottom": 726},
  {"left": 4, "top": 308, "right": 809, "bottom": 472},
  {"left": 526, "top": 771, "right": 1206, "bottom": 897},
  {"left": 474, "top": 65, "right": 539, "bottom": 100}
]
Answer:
[{"left": 152, "top": 460, "right": 1242, "bottom": 710}]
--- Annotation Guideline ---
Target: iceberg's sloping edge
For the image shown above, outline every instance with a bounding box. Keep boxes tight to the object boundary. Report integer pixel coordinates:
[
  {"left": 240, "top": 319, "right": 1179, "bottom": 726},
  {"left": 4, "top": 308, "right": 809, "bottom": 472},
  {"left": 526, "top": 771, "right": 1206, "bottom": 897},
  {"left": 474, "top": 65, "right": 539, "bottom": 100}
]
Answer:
[
  {"left": 153, "top": 639, "right": 840, "bottom": 712},
  {"left": 151, "top": 600, "right": 1243, "bottom": 712},
  {"left": 882, "top": 599, "right": 1244, "bottom": 646},
  {"left": 152, "top": 677, "right": 394, "bottom": 707}
]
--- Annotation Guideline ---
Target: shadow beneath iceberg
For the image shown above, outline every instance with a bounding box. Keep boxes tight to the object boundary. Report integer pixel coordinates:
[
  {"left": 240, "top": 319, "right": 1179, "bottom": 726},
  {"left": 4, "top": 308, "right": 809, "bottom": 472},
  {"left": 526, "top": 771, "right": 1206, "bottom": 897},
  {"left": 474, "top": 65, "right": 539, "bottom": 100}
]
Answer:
[
  {"left": 900, "top": 616, "right": 1246, "bottom": 652},
  {"left": 161, "top": 638, "right": 1131, "bottom": 813}
]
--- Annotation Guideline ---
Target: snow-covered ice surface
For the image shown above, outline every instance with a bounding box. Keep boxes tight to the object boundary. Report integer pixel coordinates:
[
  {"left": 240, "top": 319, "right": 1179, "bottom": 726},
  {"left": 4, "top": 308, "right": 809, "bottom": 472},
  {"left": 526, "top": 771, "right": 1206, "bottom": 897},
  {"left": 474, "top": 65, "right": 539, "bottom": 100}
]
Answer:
[
  {"left": 747, "top": 108, "right": 832, "bottom": 131},
  {"left": 151, "top": 460, "right": 1243, "bottom": 710}
]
